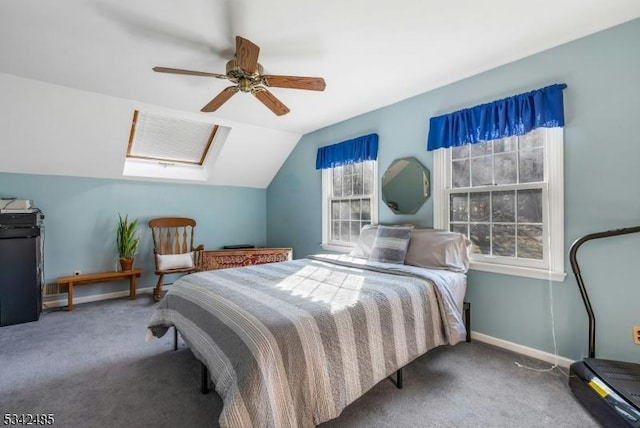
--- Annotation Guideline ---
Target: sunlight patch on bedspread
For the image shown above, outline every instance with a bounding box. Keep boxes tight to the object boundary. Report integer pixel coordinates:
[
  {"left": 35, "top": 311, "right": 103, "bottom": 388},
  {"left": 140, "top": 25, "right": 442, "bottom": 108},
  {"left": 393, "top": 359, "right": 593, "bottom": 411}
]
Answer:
[{"left": 274, "top": 264, "right": 365, "bottom": 311}]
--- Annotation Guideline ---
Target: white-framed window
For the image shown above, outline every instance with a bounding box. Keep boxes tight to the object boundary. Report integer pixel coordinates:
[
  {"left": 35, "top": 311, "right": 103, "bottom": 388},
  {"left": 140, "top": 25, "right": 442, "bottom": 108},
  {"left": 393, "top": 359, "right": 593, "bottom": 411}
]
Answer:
[
  {"left": 321, "top": 160, "right": 378, "bottom": 252},
  {"left": 433, "top": 127, "right": 565, "bottom": 281}
]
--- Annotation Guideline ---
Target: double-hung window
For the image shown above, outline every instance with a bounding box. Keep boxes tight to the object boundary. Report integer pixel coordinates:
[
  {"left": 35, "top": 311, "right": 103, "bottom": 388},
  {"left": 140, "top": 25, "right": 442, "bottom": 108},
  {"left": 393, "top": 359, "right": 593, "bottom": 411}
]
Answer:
[
  {"left": 429, "top": 84, "right": 567, "bottom": 281},
  {"left": 317, "top": 134, "right": 379, "bottom": 252}
]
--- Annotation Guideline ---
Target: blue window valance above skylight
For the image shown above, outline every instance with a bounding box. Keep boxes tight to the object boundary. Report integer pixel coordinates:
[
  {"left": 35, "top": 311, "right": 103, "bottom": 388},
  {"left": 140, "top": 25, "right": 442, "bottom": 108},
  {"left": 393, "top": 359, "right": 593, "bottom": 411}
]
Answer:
[
  {"left": 316, "top": 133, "right": 379, "bottom": 170},
  {"left": 426, "top": 83, "right": 567, "bottom": 151}
]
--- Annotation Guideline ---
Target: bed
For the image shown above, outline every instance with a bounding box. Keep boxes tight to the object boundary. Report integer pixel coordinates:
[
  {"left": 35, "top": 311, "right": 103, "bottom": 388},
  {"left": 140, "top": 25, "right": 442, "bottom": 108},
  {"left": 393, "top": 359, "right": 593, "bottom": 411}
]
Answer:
[{"left": 147, "top": 226, "right": 471, "bottom": 428}]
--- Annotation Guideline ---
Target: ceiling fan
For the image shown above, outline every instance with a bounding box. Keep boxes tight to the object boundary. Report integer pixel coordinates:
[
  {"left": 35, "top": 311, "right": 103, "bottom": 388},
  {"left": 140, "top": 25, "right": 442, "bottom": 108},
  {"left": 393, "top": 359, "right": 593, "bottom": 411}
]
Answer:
[{"left": 153, "top": 36, "right": 326, "bottom": 116}]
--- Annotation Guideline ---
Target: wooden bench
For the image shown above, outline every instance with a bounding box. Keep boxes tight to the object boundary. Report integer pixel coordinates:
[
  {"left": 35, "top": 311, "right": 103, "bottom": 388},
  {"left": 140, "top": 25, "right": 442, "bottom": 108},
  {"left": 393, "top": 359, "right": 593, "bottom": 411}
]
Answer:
[{"left": 57, "top": 269, "right": 143, "bottom": 311}]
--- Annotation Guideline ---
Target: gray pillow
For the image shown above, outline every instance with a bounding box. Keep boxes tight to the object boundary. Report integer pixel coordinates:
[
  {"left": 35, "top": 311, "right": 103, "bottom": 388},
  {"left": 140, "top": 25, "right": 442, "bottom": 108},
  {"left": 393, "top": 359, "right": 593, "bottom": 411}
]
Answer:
[
  {"left": 404, "top": 229, "right": 471, "bottom": 272},
  {"left": 369, "top": 226, "right": 413, "bottom": 264}
]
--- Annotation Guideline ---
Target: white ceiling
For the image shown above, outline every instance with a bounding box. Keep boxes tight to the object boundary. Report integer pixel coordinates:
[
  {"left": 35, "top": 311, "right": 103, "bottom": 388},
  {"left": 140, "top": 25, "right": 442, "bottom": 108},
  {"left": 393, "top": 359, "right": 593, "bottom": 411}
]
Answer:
[{"left": 1, "top": 0, "right": 640, "bottom": 186}]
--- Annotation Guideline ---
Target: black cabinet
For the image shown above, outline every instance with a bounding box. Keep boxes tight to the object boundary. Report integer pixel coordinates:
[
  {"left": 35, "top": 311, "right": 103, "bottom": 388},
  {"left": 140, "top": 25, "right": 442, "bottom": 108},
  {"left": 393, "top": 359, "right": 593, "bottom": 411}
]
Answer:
[{"left": 0, "top": 212, "right": 43, "bottom": 326}]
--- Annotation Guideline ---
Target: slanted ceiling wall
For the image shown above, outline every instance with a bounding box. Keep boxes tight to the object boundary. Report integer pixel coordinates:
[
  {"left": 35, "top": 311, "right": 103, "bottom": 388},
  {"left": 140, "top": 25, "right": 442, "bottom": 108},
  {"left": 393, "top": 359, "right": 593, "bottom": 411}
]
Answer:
[
  {"left": 0, "top": 72, "right": 301, "bottom": 188},
  {"left": 267, "top": 19, "right": 640, "bottom": 363}
]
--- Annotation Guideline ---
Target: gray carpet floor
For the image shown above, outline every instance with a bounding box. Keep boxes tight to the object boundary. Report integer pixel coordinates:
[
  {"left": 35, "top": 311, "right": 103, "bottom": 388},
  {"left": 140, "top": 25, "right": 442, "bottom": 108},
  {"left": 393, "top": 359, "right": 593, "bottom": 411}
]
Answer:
[{"left": 0, "top": 296, "right": 599, "bottom": 428}]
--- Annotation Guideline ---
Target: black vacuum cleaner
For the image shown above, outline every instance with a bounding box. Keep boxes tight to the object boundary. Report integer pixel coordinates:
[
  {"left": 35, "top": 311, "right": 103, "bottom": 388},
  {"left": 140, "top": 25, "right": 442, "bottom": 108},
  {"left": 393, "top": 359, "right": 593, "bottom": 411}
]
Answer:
[{"left": 568, "top": 226, "right": 640, "bottom": 427}]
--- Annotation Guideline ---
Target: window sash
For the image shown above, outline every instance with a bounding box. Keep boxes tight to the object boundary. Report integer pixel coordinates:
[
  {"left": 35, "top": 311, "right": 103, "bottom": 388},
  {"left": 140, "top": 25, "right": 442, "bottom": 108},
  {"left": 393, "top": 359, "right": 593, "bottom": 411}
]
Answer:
[
  {"left": 433, "top": 127, "right": 565, "bottom": 281},
  {"left": 445, "top": 183, "right": 549, "bottom": 270},
  {"left": 322, "top": 160, "right": 378, "bottom": 251}
]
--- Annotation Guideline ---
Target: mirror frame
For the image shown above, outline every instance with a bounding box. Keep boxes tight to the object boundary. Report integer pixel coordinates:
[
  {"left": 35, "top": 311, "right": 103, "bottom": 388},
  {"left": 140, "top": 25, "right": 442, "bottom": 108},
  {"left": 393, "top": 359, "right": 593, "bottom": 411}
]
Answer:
[{"left": 381, "top": 156, "right": 431, "bottom": 214}]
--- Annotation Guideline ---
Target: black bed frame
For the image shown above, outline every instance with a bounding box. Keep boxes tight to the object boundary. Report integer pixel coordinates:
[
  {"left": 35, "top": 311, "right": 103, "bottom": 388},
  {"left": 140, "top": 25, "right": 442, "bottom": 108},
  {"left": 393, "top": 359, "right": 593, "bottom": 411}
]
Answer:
[{"left": 179, "top": 301, "right": 472, "bottom": 394}]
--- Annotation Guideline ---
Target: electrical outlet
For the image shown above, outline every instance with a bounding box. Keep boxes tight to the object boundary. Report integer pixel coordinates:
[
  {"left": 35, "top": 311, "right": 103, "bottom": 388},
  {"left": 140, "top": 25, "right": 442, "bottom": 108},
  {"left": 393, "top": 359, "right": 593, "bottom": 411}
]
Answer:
[
  {"left": 633, "top": 326, "right": 640, "bottom": 345},
  {"left": 74, "top": 270, "right": 81, "bottom": 276}
]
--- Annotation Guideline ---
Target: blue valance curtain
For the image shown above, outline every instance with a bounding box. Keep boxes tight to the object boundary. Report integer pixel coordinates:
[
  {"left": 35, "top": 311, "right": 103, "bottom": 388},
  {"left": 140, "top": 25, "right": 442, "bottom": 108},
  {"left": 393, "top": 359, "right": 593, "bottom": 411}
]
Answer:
[
  {"left": 316, "top": 133, "right": 379, "bottom": 170},
  {"left": 426, "top": 83, "right": 567, "bottom": 151}
]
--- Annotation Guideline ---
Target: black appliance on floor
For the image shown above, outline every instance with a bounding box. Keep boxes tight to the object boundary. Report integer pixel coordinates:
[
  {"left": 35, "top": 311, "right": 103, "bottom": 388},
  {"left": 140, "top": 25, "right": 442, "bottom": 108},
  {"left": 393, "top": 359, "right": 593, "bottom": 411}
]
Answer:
[
  {"left": 0, "top": 210, "right": 44, "bottom": 326},
  {"left": 569, "top": 226, "right": 640, "bottom": 427}
]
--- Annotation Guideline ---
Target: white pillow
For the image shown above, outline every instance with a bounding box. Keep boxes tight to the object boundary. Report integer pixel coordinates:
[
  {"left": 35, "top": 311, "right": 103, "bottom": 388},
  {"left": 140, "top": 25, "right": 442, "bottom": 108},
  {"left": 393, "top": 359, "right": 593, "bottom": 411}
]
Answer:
[
  {"left": 349, "top": 224, "right": 379, "bottom": 258},
  {"left": 157, "top": 252, "right": 195, "bottom": 270},
  {"left": 404, "top": 229, "right": 471, "bottom": 272}
]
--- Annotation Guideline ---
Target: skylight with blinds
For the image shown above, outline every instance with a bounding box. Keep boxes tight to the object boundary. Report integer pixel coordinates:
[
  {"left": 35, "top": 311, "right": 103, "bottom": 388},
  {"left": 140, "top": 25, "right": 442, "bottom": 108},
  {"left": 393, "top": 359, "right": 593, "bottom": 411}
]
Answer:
[{"left": 127, "top": 110, "right": 219, "bottom": 165}]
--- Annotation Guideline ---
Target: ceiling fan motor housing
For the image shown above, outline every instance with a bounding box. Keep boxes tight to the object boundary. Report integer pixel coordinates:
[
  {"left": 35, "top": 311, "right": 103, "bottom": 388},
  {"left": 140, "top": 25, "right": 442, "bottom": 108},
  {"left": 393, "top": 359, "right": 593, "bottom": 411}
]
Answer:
[{"left": 226, "top": 59, "right": 263, "bottom": 81}]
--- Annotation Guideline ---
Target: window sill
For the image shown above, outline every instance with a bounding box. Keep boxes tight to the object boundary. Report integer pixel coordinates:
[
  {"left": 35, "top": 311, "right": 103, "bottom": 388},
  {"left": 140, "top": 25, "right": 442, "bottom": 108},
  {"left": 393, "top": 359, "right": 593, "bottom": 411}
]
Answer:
[
  {"left": 469, "top": 261, "right": 566, "bottom": 282},
  {"left": 321, "top": 244, "right": 353, "bottom": 253}
]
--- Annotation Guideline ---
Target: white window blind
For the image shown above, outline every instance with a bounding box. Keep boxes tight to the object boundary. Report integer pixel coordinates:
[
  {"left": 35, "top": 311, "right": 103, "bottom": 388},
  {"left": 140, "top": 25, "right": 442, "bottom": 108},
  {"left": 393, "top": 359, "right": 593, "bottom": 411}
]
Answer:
[{"left": 127, "top": 110, "right": 218, "bottom": 165}]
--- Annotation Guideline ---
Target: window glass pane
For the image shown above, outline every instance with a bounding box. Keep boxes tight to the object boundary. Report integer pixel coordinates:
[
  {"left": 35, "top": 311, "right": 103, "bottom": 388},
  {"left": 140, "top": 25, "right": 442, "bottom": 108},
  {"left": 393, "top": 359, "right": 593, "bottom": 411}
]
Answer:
[
  {"left": 361, "top": 199, "right": 371, "bottom": 221},
  {"left": 331, "top": 200, "right": 340, "bottom": 219},
  {"left": 492, "top": 224, "right": 515, "bottom": 257},
  {"left": 332, "top": 170, "right": 342, "bottom": 197},
  {"left": 353, "top": 173, "right": 363, "bottom": 195},
  {"left": 494, "top": 136, "right": 517, "bottom": 153},
  {"left": 492, "top": 191, "right": 515, "bottom": 222},
  {"left": 339, "top": 200, "right": 350, "bottom": 219},
  {"left": 517, "top": 189, "right": 542, "bottom": 223},
  {"left": 517, "top": 225, "right": 543, "bottom": 259},
  {"left": 494, "top": 152, "right": 517, "bottom": 185},
  {"left": 340, "top": 221, "right": 350, "bottom": 242},
  {"left": 363, "top": 161, "right": 373, "bottom": 186},
  {"left": 519, "top": 148, "right": 543, "bottom": 183},
  {"left": 450, "top": 193, "right": 468, "bottom": 222},
  {"left": 350, "top": 221, "right": 361, "bottom": 242},
  {"left": 471, "top": 156, "right": 492, "bottom": 187},
  {"left": 470, "top": 224, "right": 491, "bottom": 255},
  {"left": 363, "top": 174, "right": 372, "bottom": 195},
  {"left": 343, "top": 164, "right": 353, "bottom": 175},
  {"left": 353, "top": 162, "right": 363, "bottom": 174},
  {"left": 519, "top": 130, "right": 542, "bottom": 150},
  {"left": 452, "top": 160, "right": 470, "bottom": 188},
  {"left": 470, "top": 141, "right": 492, "bottom": 156},
  {"left": 363, "top": 160, "right": 372, "bottom": 173},
  {"left": 452, "top": 144, "right": 469, "bottom": 160},
  {"left": 451, "top": 223, "right": 468, "bottom": 238},
  {"left": 350, "top": 200, "right": 361, "bottom": 220},
  {"left": 332, "top": 221, "right": 340, "bottom": 241},
  {"left": 469, "top": 192, "right": 490, "bottom": 222},
  {"left": 343, "top": 174, "right": 353, "bottom": 196}
]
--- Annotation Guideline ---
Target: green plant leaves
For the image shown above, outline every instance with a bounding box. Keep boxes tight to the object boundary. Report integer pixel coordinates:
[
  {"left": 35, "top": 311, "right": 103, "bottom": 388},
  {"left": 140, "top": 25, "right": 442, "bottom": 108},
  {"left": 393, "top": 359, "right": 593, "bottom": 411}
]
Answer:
[{"left": 117, "top": 213, "right": 140, "bottom": 259}]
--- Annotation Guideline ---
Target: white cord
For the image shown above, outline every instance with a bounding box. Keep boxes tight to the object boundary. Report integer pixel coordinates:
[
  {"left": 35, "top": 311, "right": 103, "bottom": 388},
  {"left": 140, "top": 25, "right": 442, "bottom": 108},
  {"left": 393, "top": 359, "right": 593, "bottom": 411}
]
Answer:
[
  {"left": 514, "top": 278, "right": 566, "bottom": 376},
  {"left": 514, "top": 146, "right": 566, "bottom": 376}
]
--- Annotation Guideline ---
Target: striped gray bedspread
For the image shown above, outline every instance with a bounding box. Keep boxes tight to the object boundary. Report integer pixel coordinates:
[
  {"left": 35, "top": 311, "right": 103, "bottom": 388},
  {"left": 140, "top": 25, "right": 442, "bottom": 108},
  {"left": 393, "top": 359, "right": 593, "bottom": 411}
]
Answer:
[{"left": 147, "top": 254, "right": 467, "bottom": 428}]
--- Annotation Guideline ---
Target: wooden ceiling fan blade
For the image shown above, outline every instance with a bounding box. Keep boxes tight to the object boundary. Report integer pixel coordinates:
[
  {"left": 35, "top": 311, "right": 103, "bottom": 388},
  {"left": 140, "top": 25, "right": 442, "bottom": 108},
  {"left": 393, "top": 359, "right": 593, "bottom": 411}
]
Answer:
[
  {"left": 252, "top": 88, "right": 290, "bottom": 116},
  {"left": 235, "top": 36, "right": 260, "bottom": 74},
  {"left": 262, "top": 75, "right": 326, "bottom": 91},
  {"left": 153, "top": 67, "right": 227, "bottom": 79},
  {"left": 201, "top": 86, "right": 238, "bottom": 112}
]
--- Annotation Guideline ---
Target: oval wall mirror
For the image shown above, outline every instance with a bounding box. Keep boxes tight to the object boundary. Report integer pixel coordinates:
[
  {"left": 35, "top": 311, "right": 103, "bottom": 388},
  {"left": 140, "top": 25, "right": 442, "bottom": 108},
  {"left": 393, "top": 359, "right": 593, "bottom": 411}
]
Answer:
[{"left": 381, "top": 157, "right": 430, "bottom": 214}]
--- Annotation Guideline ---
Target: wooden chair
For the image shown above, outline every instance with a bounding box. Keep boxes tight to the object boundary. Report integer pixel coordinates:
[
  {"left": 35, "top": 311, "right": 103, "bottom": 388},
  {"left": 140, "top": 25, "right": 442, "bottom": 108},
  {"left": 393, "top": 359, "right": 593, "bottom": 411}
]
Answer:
[{"left": 149, "top": 217, "right": 204, "bottom": 302}]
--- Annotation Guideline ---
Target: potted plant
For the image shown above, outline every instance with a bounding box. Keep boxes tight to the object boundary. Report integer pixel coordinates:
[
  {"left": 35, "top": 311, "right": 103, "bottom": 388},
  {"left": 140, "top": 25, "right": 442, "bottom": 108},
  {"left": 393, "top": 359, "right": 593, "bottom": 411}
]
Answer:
[{"left": 116, "top": 213, "right": 140, "bottom": 271}]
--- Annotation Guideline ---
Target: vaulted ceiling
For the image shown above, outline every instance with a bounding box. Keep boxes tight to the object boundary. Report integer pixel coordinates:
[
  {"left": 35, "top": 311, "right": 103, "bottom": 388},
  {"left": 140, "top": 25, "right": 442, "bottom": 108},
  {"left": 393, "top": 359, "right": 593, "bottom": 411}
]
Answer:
[{"left": 1, "top": 0, "right": 639, "bottom": 187}]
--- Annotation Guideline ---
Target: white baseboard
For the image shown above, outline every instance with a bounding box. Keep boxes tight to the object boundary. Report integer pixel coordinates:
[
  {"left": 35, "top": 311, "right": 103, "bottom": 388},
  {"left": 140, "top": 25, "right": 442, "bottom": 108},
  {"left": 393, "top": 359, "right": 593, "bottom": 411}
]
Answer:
[
  {"left": 42, "top": 286, "right": 158, "bottom": 309},
  {"left": 471, "top": 331, "right": 574, "bottom": 369}
]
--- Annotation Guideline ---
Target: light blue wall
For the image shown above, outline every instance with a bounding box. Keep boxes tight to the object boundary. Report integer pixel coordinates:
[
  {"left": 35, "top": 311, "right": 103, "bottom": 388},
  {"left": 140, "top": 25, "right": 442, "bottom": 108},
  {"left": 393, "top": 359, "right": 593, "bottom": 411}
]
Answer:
[
  {"left": 1, "top": 173, "right": 266, "bottom": 301},
  {"left": 267, "top": 19, "right": 640, "bottom": 362}
]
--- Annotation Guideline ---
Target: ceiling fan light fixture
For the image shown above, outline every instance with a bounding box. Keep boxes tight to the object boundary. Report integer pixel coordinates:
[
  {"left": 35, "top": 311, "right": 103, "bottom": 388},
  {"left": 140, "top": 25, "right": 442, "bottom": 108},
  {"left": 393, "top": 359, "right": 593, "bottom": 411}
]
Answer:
[{"left": 238, "top": 77, "right": 252, "bottom": 92}]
